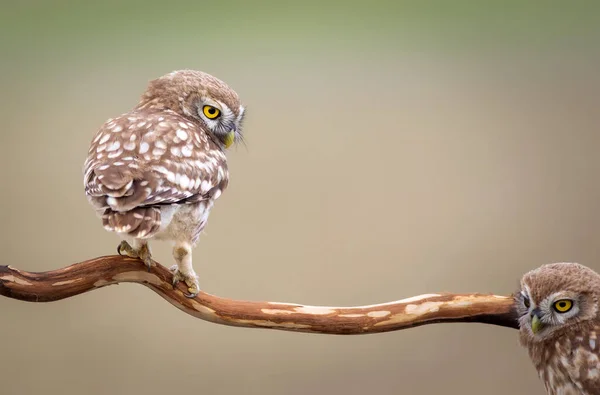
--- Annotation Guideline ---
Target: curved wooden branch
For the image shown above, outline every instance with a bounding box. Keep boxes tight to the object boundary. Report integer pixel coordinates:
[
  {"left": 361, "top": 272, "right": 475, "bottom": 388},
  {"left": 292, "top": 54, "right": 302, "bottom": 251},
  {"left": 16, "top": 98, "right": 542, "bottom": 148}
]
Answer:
[{"left": 0, "top": 256, "right": 518, "bottom": 334}]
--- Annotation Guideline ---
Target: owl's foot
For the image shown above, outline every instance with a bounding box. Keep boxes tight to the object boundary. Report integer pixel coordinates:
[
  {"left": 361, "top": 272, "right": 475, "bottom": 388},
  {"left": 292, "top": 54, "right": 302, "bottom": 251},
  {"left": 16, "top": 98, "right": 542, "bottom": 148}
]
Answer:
[
  {"left": 170, "top": 265, "right": 200, "bottom": 298},
  {"left": 117, "top": 240, "right": 154, "bottom": 272}
]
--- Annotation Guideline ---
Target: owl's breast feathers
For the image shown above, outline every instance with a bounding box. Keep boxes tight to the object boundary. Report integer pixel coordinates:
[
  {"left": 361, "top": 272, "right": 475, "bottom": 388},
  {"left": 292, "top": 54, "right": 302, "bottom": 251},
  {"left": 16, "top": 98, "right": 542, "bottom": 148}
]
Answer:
[
  {"left": 526, "top": 323, "right": 600, "bottom": 394},
  {"left": 83, "top": 109, "right": 229, "bottom": 239}
]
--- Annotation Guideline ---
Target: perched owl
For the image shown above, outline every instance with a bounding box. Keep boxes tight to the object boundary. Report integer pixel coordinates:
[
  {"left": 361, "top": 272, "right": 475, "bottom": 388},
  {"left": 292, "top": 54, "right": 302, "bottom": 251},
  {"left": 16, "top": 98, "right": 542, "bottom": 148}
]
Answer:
[
  {"left": 83, "top": 70, "right": 245, "bottom": 297},
  {"left": 515, "top": 262, "right": 600, "bottom": 394}
]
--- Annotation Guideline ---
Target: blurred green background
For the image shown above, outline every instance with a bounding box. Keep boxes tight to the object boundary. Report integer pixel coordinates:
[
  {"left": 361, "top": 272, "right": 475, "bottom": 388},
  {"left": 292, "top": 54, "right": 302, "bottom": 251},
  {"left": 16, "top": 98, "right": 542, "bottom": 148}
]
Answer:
[{"left": 1, "top": 1, "right": 599, "bottom": 394}]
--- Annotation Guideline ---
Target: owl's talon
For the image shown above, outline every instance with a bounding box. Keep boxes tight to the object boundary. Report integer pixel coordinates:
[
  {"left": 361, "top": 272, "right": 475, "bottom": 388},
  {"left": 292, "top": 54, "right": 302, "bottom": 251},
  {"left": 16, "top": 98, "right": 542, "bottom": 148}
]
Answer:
[
  {"left": 169, "top": 265, "right": 179, "bottom": 287},
  {"left": 183, "top": 290, "right": 199, "bottom": 299},
  {"left": 183, "top": 282, "right": 200, "bottom": 298},
  {"left": 137, "top": 246, "right": 154, "bottom": 272},
  {"left": 117, "top": 241, "right": 138, "bottom": 258},
  {"left": 170, "top": 267, "right": 200, "bottom": 298},
  {"left": 117, "top": 240, "right": 153, "bottom": 271},
  {"left": 140, "top": 254, "right": 154, "bottom": 272},
  {"left": 143, "top": 258, "right": 153, "bottom": 272}
]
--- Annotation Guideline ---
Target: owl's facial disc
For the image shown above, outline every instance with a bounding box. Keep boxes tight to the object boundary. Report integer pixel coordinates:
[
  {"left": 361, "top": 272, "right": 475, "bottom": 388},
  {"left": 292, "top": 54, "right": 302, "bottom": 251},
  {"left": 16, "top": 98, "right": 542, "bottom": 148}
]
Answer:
[
  {"left": 518, "top": 286, "right": 584, "bottom": 339},
  {"left": 196, "top": 99, "right": 244, "bottom": 149}
]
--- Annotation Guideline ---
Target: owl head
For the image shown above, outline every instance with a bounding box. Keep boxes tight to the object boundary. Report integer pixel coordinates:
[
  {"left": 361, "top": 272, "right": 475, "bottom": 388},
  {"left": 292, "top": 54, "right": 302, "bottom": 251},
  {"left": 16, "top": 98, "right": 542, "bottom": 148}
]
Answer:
[
  {"left": 515, "top": 262, "right": 600, "bottom": 343},
  {"left": 137, "top": 69, "right": 246, "bottom": 149}
]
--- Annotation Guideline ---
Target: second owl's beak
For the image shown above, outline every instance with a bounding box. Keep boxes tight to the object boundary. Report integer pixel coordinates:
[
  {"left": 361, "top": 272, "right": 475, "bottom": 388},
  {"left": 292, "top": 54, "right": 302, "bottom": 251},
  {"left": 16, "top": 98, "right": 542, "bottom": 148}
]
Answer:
[
  {"left": 530, "top": 311, "right": 544, "bottom": 334},
  {"left": 223, "top": 129, "right": 236, "bottom": 149}
]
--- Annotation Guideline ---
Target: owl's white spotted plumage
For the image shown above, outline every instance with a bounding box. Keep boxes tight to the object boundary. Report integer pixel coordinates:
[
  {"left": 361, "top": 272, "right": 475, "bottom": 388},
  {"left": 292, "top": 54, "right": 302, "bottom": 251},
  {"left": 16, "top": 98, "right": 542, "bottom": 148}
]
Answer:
[
  {"left": 515, "top": 262, "right": 600, "bottom": 394},
  {"left": 83, "top": 70, "right": 245, "bottom": 297}
]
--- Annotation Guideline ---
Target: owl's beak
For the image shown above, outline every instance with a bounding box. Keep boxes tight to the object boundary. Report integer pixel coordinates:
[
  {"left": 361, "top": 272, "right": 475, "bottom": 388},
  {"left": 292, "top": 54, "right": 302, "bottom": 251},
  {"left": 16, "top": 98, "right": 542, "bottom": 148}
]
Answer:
[
  {"left": 224, "top": 129, "right": 236, "bottom": 149},
  {"left": 530, "top": 310, "right": 544, "bottom": 334}
]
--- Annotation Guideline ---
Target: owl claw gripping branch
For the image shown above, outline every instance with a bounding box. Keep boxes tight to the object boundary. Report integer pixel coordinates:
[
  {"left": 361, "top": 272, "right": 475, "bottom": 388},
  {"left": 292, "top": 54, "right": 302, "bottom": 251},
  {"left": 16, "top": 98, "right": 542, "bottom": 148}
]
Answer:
[
  {"left": 117, "top": 240, "right": 153, "bottom": 272},
  {"left": 83, "top": 70, "right": 246, "bottom": 298}
]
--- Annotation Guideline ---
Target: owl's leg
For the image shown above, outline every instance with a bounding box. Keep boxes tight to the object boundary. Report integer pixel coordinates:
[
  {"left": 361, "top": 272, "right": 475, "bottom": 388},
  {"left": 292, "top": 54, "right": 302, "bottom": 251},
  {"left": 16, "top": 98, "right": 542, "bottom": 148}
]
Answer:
[
  {"left": 170, "top": 242, "right": 200, "bottom": 298},
  {"left": 117, "top": 238, "right": 154, "bottom": 271}
]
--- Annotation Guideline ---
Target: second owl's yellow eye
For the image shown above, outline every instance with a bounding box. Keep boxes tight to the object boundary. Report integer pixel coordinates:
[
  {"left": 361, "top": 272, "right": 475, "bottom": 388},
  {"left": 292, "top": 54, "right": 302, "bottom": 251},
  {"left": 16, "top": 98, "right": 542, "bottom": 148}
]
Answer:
[
  {"left": 553, "top": 299, "right": 573, "bottom": 313},
  {"left": 203, "top": 105, "right": 221, "bottom": 119}
]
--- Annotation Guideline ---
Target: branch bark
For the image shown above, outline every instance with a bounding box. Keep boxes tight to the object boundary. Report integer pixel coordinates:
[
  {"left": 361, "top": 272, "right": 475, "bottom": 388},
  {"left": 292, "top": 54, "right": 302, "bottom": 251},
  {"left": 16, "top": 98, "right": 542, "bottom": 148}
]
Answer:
[{"left": 0, "top": 256, "right": 518, "bottom": 334}]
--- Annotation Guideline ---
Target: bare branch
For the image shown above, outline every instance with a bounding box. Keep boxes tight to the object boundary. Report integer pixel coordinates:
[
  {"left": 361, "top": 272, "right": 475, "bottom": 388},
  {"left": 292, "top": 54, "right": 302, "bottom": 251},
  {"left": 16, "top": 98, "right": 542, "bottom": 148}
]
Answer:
[{"left": 0, "top": 256, "right": 518, "bottom": 334}]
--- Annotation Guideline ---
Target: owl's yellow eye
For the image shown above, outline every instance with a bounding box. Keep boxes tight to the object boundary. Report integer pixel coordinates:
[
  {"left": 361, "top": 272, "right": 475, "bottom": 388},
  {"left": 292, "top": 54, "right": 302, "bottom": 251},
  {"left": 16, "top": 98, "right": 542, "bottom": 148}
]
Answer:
[
  {"left": 203, "top": 105, "right": 221, "bottom": 119},
  {"left": 553, "top": 299, "right": 573, "bottom": 313}
]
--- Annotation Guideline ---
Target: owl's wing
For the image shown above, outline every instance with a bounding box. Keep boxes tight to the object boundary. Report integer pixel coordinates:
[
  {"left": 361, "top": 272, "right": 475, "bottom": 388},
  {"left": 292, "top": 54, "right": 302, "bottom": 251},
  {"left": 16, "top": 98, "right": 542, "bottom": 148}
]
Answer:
[
  {"left": 83, "top": 110, "right": 228, "bottom": 238},
  {"left": 560, "top": 328, "right": 600, "bottom": 393}
]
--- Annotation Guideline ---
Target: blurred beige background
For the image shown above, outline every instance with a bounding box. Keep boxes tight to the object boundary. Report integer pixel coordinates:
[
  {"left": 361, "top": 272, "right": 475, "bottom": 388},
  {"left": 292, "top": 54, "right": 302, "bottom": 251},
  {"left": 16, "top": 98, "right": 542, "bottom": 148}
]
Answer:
[{"left": 1, "top": 1, "right": 599, "bottom": 394}]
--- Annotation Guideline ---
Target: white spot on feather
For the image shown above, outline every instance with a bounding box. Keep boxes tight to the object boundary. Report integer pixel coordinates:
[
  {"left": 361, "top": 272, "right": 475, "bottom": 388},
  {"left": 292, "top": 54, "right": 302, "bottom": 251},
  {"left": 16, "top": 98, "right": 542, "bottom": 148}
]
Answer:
[
  {"left": 153, "top": 166, "right": 169, "bottom": 174},
  {"left": 152, "top": 147, "right": 166, "bottom": 156},
  {"left": 180, "top": 175, "right": 190, "bottom": 189},
  {"left": 176, "top": 129, "right": 188, "bottom": 140},
  {"left": 201, "top": 180, "right": 211, "bottom": 192},
  {"left": 139, "top": 142, "right": 149, "bottom": 154},
  {"left": 181, "top": 145, "right": 193, "bottom": 157},
  {"left": 106, "top": 141, "right": 121, "bottom": 152}
]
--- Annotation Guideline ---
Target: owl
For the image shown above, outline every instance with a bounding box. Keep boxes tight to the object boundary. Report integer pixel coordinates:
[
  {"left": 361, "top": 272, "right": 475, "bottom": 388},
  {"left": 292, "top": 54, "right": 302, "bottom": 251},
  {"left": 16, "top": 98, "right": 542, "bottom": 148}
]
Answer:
[
  {"left": 515, "top": 262, "right": 600, "bottom": 394},
  {"left": 83, "top": 69, "right": 245, "bottom": 297}
]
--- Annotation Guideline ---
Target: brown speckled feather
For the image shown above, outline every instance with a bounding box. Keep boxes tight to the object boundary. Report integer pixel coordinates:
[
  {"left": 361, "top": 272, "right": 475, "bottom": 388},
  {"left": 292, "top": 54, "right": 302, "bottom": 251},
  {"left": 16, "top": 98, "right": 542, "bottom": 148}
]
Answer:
[{"left": 84, "top": 109, "right": 228, "bottom": 238}]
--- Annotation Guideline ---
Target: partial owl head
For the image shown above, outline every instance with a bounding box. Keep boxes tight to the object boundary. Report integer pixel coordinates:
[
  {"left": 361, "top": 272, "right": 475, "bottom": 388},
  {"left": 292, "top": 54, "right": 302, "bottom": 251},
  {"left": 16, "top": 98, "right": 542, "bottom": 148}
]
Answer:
[
  {"left": 138, "top": 69, "right": 246, "bottom": 149},
  {"left": 515, "top": 262, "right": 600, "bottom": 342}
]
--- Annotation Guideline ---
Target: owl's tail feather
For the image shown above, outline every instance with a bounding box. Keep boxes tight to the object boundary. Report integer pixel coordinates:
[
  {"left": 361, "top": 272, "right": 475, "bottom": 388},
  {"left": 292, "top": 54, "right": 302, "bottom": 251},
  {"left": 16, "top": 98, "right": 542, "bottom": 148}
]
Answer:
[
  {"left": 95, "top": 167, "right": 135, "bottom": 197},
  {"left": 103, "top": 179, "right": 153, "bottom": 212},
  {"left": 101, "top": 207, "right": 161, "bottom": 239},
  {"left": 88, "top": 166, "right": 156, "bottom": 212}
]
